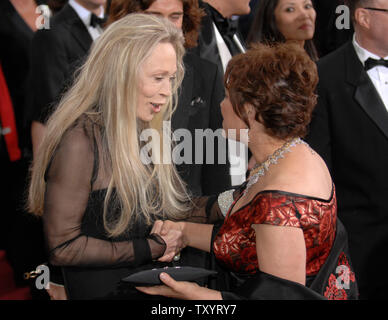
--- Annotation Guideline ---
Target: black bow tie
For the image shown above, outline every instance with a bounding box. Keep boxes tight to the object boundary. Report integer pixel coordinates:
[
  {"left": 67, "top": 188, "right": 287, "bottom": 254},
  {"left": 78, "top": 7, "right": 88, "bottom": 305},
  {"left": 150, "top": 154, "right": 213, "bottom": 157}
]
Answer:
[
  {"left": 90, "top": 14, "right": 106, "bottom": 28},
  {"left": 208, "top": 5, "right": 238, "bottom": 38},
  {"left": 364, "top": 57, "right": 388, "bottom": 71},
  {"left": 216, "top": 18, "right": 238, "bottom": 38}
]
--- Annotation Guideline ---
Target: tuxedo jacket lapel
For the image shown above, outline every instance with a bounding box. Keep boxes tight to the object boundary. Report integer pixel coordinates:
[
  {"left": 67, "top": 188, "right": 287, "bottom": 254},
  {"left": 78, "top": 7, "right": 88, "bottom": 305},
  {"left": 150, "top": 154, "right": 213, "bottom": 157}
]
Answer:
[
  {"left": 354, "top": 74, "right": 388, "bottom": 140},
  {"left": 69, "top": 19, "right": 93, "bottom": 52},
  {"left": 62, "top": 5, "right": 93, "bottom": 53},
  {"left": 345, "top": 43, "right": 388, "bottom": 140},
  {"left": 196, "top": 2, "right": 225, "bottom": 74}
]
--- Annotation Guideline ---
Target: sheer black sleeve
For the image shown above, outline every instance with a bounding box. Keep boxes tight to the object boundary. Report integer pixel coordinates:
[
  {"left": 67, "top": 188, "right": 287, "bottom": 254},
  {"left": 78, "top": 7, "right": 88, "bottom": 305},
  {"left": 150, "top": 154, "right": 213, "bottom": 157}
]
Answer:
[{"left": 43, "top": 123, "right": 165, "bottom": 268}]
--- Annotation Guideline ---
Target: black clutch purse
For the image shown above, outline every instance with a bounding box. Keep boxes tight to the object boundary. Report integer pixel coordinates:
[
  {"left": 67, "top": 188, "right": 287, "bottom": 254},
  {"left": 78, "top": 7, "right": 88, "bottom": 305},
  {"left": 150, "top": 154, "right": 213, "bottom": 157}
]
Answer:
[{"left": 121, "top": 266, "right": 217, "bottom": 286}]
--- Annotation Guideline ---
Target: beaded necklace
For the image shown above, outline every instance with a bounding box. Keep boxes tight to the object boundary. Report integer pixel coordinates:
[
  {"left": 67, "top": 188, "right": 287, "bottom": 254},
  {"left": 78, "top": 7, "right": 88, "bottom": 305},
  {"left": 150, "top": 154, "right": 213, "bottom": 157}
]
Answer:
[{"left": 243, "top": 137, "right": 308, "bottom": 196}]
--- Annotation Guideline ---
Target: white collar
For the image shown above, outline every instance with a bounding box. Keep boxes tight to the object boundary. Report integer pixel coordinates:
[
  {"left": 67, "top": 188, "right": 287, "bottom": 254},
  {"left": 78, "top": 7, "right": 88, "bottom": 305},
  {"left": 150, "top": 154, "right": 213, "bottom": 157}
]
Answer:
[
  {"left": 352, "top": 33, "right": 388, "bottom": 66},
  {"left": 69, "top": 0, "right": 104, "bottom": 27}
]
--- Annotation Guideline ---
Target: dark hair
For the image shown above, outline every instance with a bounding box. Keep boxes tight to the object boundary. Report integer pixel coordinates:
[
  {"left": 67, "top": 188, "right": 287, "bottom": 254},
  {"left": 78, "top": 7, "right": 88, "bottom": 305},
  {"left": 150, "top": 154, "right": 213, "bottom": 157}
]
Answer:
[
  {"left": 246, "top": 0, "right": 318, "bottom": 61},
  {"left": 224, "top": 42, "right": 318, "bottom": 140},
  {"left": 106, "top": 0, "right": 205, "bottom": 48},
  {"left": 47, "top": 0, "right": 68, "bottom": 13}
]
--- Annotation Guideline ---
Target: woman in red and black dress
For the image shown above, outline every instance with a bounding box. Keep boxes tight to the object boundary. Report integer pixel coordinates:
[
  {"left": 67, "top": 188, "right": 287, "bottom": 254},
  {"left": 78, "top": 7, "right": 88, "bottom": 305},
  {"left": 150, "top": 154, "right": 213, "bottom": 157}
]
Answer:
[{"left": 137, "top": 42, "right": 359, "bottom": 300}]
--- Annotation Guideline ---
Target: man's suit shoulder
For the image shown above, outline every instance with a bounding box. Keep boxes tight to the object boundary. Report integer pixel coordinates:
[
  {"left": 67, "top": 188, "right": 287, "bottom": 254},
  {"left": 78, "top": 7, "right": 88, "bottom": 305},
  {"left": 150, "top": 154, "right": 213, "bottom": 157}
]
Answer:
[
  {"left": 40, "top": 4, "right": 80, "bottom": 34},
  {"left": 184, "top": 51, "right": 219, "bottom": 77},
  {"left": 52, "top": 4, "right": 79, "bottom": 24},
  {"left": 33, "top": 5, "right": 83, "bottom": 48},
  {"left": 184, "top": 51, "right": 217, "bottom": 72},
  {"left": 197, "top": 1, "right": 215, "bottom": 43},
  {"left": 316, "top": 41, "right": 352, "bottom": 86},
  {"left": 318, "top": 42, "right": 349, "bottom": 72}
]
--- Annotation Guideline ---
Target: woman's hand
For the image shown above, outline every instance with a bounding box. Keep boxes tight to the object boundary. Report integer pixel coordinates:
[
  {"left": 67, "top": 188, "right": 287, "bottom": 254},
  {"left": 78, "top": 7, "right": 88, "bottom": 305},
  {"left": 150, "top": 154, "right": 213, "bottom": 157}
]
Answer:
[
  {"left": 151, "top": 220, "right": 187, "bottom": 262},
  {"left": 136, "top": 272, "right": 222, "bottom": 300}
]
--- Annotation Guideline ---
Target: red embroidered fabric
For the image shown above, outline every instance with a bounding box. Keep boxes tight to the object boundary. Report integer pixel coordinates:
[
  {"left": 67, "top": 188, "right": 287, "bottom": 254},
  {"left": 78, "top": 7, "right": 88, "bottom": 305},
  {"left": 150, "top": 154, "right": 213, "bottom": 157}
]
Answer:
[
  {"left": 324, "top": 252, "right": 356, "bottom": 300},
  {"left": 213, "top": 188, "right": 337, "bottom": 276}
]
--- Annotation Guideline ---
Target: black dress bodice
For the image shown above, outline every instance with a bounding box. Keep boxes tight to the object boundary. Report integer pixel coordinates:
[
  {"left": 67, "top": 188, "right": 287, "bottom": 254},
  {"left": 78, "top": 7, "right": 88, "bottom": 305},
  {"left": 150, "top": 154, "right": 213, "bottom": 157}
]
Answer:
[{"left": 62, "top": 189, "right": 167, "bottom": 300}]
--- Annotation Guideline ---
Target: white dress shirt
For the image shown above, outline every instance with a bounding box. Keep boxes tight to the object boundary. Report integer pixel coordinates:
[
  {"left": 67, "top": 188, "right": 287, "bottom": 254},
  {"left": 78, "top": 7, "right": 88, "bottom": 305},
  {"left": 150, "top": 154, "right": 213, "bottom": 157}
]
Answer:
[
  {"left": 69, "top": 0, "right": 104, "bottom": 41},
  {"left": 353, "top": 34, "right": 388, "bottom": 112},
  {"left": 213, "top": 23, "right": 232, "bottom": 74},
  {"left": 212, "top": 22, "right": 247, "bottom": 186}
]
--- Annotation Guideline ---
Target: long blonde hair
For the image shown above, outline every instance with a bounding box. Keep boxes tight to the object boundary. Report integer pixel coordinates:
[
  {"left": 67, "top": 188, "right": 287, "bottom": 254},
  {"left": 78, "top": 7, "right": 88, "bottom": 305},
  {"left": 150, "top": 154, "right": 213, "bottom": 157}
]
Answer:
[{"left": 28, "top": 14, "right": 191, "bottom": 237}]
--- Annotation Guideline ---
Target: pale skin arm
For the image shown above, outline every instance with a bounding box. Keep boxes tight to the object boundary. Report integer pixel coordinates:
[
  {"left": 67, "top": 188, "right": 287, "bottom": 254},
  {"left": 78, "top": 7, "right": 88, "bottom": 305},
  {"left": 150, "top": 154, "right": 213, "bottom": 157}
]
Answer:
[
  {"left": 179, "top": 222, "right": 213, "bottom": 253},
  {"left": 252, "top": 224, "right": 306, "bottom": 286},
  {"left": 137, "top": 223, "right": 306, "bottom": 299}
]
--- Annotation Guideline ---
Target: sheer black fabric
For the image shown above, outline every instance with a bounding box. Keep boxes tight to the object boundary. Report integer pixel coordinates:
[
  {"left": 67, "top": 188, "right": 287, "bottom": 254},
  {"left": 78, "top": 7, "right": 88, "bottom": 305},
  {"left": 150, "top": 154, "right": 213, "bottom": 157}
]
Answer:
[
  {"left": 43, "top": 117, "right": 167, "bottom": 269},
  {"left": 42, "top": 116, "right": 230, "bottom": 298}
]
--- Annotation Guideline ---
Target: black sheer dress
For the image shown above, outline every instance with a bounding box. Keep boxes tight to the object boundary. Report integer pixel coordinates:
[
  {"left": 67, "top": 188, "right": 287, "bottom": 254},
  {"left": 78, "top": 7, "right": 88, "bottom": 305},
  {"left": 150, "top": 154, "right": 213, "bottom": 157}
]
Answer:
[{"left": 43, "top": 116, "right": 223, "bottom": 300}]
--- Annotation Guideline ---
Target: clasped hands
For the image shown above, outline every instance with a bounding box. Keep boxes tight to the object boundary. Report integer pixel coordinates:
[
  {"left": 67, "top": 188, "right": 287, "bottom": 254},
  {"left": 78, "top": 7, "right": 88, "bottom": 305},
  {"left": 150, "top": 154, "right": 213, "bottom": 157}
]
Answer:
[
  {"left": 151, "top": 220, "right": 187, "bottom": 262},
  {"left": 137, "top": 220, "right": 222, "bottom": 300}
]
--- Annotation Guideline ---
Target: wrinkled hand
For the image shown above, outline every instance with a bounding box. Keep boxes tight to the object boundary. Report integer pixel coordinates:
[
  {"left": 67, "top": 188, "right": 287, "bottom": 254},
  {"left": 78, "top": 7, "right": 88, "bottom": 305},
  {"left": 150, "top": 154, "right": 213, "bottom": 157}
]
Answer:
[
  {"left": 136, "top": 272, "right": 222, "bottom": 300},
  {"left": 151, "top": 220, "right": 187, "bottom": 262}
]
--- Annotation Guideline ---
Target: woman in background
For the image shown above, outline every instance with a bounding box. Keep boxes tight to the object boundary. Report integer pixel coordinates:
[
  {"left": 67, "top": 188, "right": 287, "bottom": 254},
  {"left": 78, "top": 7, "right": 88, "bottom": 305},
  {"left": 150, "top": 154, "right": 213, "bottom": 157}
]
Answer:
[
  {"left": 107, "top": 0, "right": 231, "bottom": 197},
  {"left": 246, "top": 0, "right": 318, "bottom": 61}
]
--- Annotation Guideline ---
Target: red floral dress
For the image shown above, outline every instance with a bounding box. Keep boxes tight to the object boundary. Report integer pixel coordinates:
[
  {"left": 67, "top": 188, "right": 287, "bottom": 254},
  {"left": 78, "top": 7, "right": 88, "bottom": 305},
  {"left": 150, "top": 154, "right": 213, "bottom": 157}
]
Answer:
[{"left": 213, "top": 187, "right": 356, "bottom": 299}]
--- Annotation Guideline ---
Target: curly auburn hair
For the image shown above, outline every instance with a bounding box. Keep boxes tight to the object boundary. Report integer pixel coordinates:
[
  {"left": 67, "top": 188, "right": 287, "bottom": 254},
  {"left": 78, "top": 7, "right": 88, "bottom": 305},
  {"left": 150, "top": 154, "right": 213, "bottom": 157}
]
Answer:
[
  {"left": 224, "top": 42, "right": 318, "bottom": 140},
  {"left": 106, "top": 0, "right": 205, "bottom": 48}
]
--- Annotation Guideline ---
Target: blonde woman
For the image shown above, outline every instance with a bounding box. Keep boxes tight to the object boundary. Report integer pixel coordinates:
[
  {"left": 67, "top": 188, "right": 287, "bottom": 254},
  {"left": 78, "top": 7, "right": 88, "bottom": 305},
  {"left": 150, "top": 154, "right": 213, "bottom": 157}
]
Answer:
[
  {"left": 107, "top": 0, "right": 231, "bottom": 197},
  {"left": 28, "top": 13, "right": 192, "bottom": 300}
]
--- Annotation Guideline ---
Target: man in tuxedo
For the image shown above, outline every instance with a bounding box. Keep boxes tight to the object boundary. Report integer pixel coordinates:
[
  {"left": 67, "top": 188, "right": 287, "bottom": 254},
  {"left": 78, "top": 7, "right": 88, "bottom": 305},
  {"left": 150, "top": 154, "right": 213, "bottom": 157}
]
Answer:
[
  {"left": 306, "top": 0, "right": 388, "bottom": 299},
  {"left": 196, "top": 0, "right": 250, "bottom": 75},
  {"left": 195, "top": 0, "right": 251, "bottom": 187},
  {"left": 29, "top": 0, "right": 106, "bottom": 157}
]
